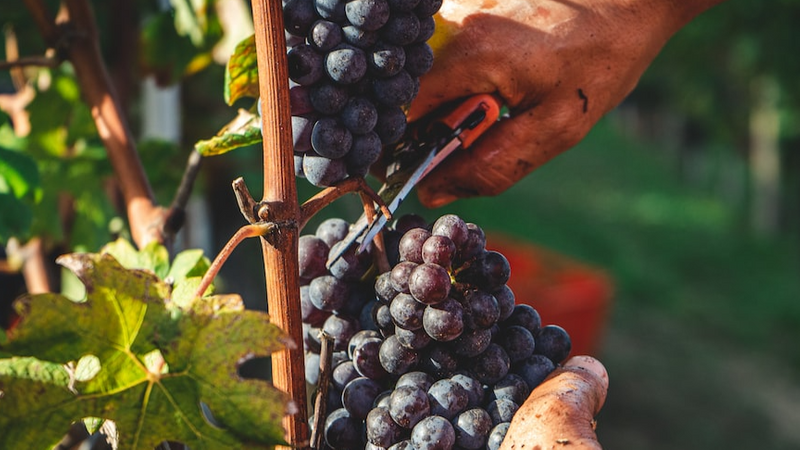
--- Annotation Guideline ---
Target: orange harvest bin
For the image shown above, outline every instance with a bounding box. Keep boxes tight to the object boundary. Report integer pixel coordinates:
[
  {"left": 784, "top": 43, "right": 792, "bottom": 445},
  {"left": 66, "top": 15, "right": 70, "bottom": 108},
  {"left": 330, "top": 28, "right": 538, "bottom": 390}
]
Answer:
[{"left": 487, "top": 234, "right": 614, "bottom": 357}]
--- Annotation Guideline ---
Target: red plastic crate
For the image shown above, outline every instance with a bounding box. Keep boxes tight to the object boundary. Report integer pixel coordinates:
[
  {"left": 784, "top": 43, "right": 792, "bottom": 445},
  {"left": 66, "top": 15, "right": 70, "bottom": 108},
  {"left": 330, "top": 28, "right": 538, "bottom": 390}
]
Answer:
[{"left": 486, "top": 234, "right": 614, "bottom": 357}]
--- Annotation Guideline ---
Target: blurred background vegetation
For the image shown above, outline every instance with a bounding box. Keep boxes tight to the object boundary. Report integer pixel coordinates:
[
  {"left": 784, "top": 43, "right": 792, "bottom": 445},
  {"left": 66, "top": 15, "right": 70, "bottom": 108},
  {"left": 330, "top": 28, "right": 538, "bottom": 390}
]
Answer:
[{"left": 2, "top": 0, "right": 799, "bottom": 449}]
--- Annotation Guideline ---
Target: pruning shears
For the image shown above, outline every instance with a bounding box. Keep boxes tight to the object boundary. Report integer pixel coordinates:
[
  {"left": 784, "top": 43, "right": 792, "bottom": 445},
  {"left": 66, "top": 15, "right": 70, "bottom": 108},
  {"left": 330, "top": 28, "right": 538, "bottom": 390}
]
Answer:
[{"left": 328, "top": 94, "right": 507, "bottom": 266}]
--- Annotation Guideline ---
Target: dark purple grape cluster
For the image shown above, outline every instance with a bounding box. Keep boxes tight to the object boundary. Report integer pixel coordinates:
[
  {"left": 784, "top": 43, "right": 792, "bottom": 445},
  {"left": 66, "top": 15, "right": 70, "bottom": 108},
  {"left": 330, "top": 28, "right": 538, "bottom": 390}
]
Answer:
[
  {"left": 299, "top": 214, "right": 572, "bottom": 450},
  {"left": 283, "top": 0, "right": 439, "bottom": 187}
]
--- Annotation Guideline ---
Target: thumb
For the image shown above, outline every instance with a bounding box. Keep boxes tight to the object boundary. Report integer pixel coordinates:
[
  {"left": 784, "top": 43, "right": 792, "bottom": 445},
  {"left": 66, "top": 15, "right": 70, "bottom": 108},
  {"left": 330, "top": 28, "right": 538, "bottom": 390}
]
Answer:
[{"left": 500, "top": 356, "right": 609, "bottom": 450}]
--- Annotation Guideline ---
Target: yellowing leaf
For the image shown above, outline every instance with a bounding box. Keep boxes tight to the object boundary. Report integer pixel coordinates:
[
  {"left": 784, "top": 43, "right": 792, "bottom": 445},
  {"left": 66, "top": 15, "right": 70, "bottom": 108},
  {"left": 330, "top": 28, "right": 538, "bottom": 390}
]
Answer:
[
  {"left": 224, "top": 34, "right": 259, "bottom": 105},
  {"left": 0, "top": 252, "right": 291, "bottom": 450}
]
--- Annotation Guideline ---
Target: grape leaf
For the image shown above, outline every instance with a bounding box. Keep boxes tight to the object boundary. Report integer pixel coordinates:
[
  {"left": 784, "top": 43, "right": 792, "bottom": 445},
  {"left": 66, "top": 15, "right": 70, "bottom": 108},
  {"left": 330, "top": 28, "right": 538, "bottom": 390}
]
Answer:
[
  {"left": 225, "top": 34, "right": 259, "bottom": 106},
  {"left": 0, "top": 252, "right": 292, "bottom": 450},
  {"left": 194, "top": 109, "right": 262, "bottom": 156}
]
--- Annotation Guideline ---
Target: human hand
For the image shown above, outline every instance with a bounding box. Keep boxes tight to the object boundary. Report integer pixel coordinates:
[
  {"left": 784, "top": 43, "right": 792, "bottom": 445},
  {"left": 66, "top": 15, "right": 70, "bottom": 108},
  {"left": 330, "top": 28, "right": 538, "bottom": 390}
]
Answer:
[
  {"left": 501, "top": 355, "right": 609, "bottom": 450},
  {"left": 409, "top": 0, "right": 725, "bottom": 207}
]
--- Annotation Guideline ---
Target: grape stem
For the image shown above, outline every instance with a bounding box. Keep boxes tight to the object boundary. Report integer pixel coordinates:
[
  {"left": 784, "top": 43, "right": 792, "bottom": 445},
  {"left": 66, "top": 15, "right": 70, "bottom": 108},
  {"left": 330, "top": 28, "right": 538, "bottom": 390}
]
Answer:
[
  {"left": 359, "top": 192, "right": 391, "bottom": 274},
  {"left": 310, "top": 332, "right": 335, "bottom": 450},
  {"left": 299, "top": 176, "right": 392, "bottom": 231},
  {"left": 192, "top": 221, "right": 277, "bottom": 299}
]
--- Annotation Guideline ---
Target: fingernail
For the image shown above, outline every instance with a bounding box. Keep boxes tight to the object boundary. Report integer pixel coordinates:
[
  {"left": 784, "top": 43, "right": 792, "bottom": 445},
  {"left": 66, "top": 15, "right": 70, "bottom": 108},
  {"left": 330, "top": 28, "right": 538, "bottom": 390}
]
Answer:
[{"left": 564, "top": 356, "right": 609, "bottom": 390}]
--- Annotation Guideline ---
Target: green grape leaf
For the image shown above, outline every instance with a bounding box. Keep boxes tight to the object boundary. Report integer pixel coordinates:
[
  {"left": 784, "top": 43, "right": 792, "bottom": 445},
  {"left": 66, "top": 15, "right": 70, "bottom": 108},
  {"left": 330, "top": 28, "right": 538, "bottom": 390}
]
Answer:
[
  {"left": 224, "top": 34, "right": 259, "bottom": 106},
  {"left": 0, "top": 252, "right": 291, "bottom": 450},
  {"left": 194, "top": 109, "right": 262, "bottom": 156},
  {"left": 0, "top": 147, "right": 41, "bottom": 242}
]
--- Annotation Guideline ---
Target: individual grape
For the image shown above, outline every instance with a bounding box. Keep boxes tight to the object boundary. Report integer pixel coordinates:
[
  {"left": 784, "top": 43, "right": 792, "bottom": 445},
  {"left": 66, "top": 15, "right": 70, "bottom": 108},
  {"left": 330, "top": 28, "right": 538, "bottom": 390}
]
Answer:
[
  {"left": 291, "top": 115, "right": 316, "bottom": 153},
  {"left": 398, "top": 228, "right": 432, "bottom": 263},
  {"left": 308, "top": 20, "right": 342, "bottom": 51},
  {"left": 301, "top": 285, "right": 331, "bottom": 326},
  {"left": 311, "top": 117, "right": 352, "bottom": 158},
  {"left": 342, "top": 25, "right": 379, "bottom": 49},
  {"left": 380, "top": 11, "right": 420, "bottom": 45},
  {"left": 327, "top": 387, "right": 345, "bottom": 413},
  {"left": 316, "top": 217, "right": 350, "bottom": 247},
  {"left": 410, "top": 415, "right": 455, "bottom": 450},
  {"left": 390, "top": 260, "right": 418, "bottom": 293},
  {"left": 450, "top": 327, "right": 491, "bottom": 358},
  {"left": 290, "top": 86, "right": 315, "bottom": 116},
  {"left": 309, "top": 83, "right": 349, "bottom": 115},
  {"left": 514, "top": 354, "right": 556, "bottom": 389},
  {"left": 284, "top": 0, "right": 318, "bottom": 37},
  {"left": 493, "top": 285, "right": 516, "bottom": 322},
  {"left": 345, "top": 0, "right": 391, "bottom": 31},
  {"left": 414, "top": 0, "right": 442, "bottom": 16},
  {"left": 304, "top": 324, "right": 322, "bottom": 352},
  {"left": 348, "top": 329, "right": 382, "bottom": 358},
  {"left": 324, "top": 407, "right": 363, "bottom": 449},
  {"left": 395, "top": 326, "right": 432, "bottom": 350},
  {"left": 469, "top": 343, "right": 510, "bottom": 385},
  {"left": 486, "top": 422, "right": 510, "bottom": 450},
  {"left": 303, "top": 152, "right": 347, "bottom": 186},
  {"left": 503, "top": 304, "right": 542, "bottom": 336},
  {"left": 396, "top": 371, "right": 434, "bottom": 392},
  {"left": 360, "top": 300, "right": 382, "bottom": 331},
  {"left": 343, "top": 376, "right": 383, "bottom": 419},
  {"left": 388, "top": 0, "right": 420, "bottom": 12},
  {"left": 427, "top": 379, "right": 468, "bottom": 420},
  {"left": 326, "top": 44, "right": 368, "bottom": 85},
  {"left": 287, "top": 44, "right": 325, "bottom": 85},
  {"left": 403, "top": 42, "right": 433, "bottom": 77},
  {"left": 408, "top": 263, "right": 451, "bottom": 305},
  {"left": 294, "top": 152, "right": 305, "bottom": 178},
  {"left": 327, "top": 240, "right": 367, "bottom": 280},
  {"left": 323, "top": 314, "right": 361, "bottom": 351},
  {"left": 305, "top": 351, "right": 321, "bottom": 385},
  {"left": 366, "top": 406, "right": 404, "bottom": 447},
  {"left": 497, "top": 325, "right": 535, "bottom": 363},
  {"left": 492, "top": 373, "right": 530, "bottom": 405},
  {"left": 422, "top": 297, "right": 464, "bottom": 342},
  {"left": 390, "top": 292, "right": 426, "bottom": 331},
  {"left": 375, "top": 271, "right": 399, "bottom": 303},
  {"left": 458, "top": 222, "right": 486, "bottom": 263},
  {"left": 353, "top": 336, "right": 390, "bottom": 379},
  {"left": 479, "top": 251, "right": 511, "bottom": 290},
  {"left": 379, "top": 334, "right": 418, "bottom": 375},
  {"left": 340, "top": 96, "right": 378, "bottom": 134},
  {"left": 421, "top": 235, "right": 456, "bottom": 268},
  {"left": 332, "top": 360, "right": 360, "bottom": 391},
  {"left": 415, "top": 15, "right": 435, "bottom": 43},
  {"left": 388, "top": 440, "right": 413, "bottom": 450},
  {"left": 346, "top": 132, "right": 383, "bottom": 176},
  {"left": 315, "top": 0, "right": 347, "bottom": 21},
  {"left": 372, "top": 70, "right": 416, "bottom": 106},
  {"left": 462, "top": 289, "right": 500, "bottom": 329},
  {"left": 369, "top": 41, "right": 406, "bottom": 77},
  {"left": 383, "top": 228, "right": 403, "bottom": 266},
  {"left": 332, "top": 350, "right": 350, "bottom": 367},
  {"left": 298, "top": 235, "right": 329, "bottom": 279},
  {"left": 450, "top": 372, "right": 485, "bottom": 408},
  {"left": 375, "top": 105, "right": 407, "bottom": 144},
  {"left": 453, "top": 408, "right": 492, "bottom": 450},
  {"left": 394, "top": 214, "right": 428, "bottom": 234},
  {"left": 308, "top": 275, "right": 350, "bottom": 311},
  {"left": 374, "top": 389, "right": 393, "bottom": 408},
  {"left": 486, "top": 398, "right": 519, "bottom": 425},
  {"left": 389, "top": 384, "right": 430, "bottom": 428},
  {"left": 418, "top": 343, "right": 458, "bottom": 378},
  {"left": 375, "top": 303, "right": 395, "bottom": 335},
  {"left": 534, "top": 324, "right": 572, "bottom": 364},
  {"left": 431, "top": 214, "right": 469, "bottom": 248}
]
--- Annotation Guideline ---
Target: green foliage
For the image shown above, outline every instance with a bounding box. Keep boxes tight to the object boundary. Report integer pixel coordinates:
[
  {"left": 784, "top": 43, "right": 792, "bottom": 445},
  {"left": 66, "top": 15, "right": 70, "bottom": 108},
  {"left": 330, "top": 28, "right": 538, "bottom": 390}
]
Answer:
[
  {"left": 224, "top": 34, "right": 259, "bottom": 106},
  {"left": 0, "top": 147, "right": 41, "bottom": 243},
  {"left": 0, "top": 247, "right": 290, "bottom": 450}
]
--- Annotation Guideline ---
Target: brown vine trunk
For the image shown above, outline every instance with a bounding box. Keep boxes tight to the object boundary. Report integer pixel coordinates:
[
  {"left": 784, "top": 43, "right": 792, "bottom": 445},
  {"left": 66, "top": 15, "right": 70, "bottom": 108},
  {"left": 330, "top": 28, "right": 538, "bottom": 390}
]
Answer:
[{"left": 250, "top": 0, "right": 308, "bottom": 448}]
